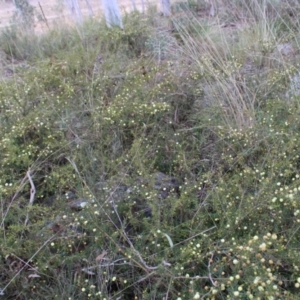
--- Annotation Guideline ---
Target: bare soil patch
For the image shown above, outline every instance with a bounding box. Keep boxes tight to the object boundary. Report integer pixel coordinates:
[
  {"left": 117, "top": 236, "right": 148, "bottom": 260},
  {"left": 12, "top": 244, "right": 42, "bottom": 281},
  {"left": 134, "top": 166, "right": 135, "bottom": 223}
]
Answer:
[{"left": 0, "top": 0, "right": 158, "bottom": 31}]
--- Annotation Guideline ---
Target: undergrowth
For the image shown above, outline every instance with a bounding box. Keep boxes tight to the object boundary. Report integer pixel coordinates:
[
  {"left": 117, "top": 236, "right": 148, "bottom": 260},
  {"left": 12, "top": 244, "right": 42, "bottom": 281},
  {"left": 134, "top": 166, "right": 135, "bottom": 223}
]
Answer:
[{"left": 1, "top": 0, "right": 300, "bottom": 299}]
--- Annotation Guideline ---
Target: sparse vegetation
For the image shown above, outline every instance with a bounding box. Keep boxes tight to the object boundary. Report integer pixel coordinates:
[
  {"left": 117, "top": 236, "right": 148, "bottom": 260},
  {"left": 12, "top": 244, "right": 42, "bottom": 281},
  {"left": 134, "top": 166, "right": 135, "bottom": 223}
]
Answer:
[{"left": 2, "top": 0, "right": 300, "bottom": 299}]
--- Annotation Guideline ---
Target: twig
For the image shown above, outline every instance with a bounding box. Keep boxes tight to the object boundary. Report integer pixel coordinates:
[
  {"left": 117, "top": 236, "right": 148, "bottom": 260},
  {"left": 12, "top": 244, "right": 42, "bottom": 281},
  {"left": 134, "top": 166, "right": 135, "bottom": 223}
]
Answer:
[
  {"left": 0, "top": 235, "right": 56, "bottom": 295},
  {"left": 38, "top": 2, "right": 49, "bottom": 29},
  {"left": 24, "top": 169, "right": 36, "bottom": 226},
  {"left": 165, "top": 278, "right": 173, "bottom": 300},
  {"left": 208, "top": 253, "right": 217, "bottom": 287},
  {"left": 111, "top": 197, "right": 161, "bottom": 271},
  {"left": 137, "top": 271, "right": 156, "bottom": 283},
  {"left": 172, "top": 226, "right": 216, "bottom": 247},
  {"left": 108, "top": 188, "right": 215, "bottom": 272},
  {"left": 173, "top": 275, "right": 211, "bottom": 280},
  {"left": 83, "top": 258, "right": 133, "bottom": 271},
  {"left": 10, "top": 254, "right": 38, "bottom": 272}
]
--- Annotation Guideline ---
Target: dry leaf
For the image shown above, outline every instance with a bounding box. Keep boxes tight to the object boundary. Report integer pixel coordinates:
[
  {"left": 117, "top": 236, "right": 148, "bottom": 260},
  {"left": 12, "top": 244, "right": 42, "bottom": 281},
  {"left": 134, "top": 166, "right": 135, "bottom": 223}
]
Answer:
[{"left": 96, "top": 251, "right": 107, "bottom": 262}]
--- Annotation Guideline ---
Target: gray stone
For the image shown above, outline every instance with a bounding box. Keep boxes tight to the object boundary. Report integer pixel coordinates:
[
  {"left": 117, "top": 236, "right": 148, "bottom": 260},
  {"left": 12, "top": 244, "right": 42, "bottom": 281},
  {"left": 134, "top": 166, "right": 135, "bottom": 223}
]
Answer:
[
  {"left": 68, "top": 198, "right": 89, "bottom": 210},
  {"left": 277, "top": 43, "right": 295, "bottom": 57},
  {"left": 153, "top": 172, "right": 180, "bottom": 199}
]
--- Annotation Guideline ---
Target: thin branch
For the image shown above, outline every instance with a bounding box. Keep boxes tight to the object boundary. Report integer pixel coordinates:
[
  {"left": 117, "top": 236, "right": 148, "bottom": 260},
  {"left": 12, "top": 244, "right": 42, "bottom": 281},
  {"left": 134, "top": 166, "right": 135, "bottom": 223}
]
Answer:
[
  {"left": 38, "top": 2, "right": 49, "bottom": 29},
  {"left": 208, "top": 253, "right": 217, "bottom": 287},
  {"left": 137, "top": 271, "right": 156, "bottom": 283},
  {"left": 0, "top": 235, "right": 56, "bottom": 294},
  {"left": 173, "top": 275, "right": 211, "bottom": 280},
  {"left": 172, "top": 226, "right": 216, "bottom": 247},
  {"left": 24, "top": 169, "right": 36, "bottom": 226},
  {"left": 111, "top": 197, "right": 161, "bottom": 270},
  {"left": 10, "top": 254, "right": 38, "bottom": 272}
]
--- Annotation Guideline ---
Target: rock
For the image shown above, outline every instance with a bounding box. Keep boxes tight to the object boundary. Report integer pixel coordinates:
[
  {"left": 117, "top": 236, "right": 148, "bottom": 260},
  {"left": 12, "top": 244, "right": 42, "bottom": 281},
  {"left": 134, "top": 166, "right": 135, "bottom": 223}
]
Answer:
[
  {"left": 96, "top": 173, "right": 180, "bottom": 223},
  {"left": 286, "top": 70, "right": 300, "bottom": 98},
  {"left": 64, "top": 191, "right": 77, "bottom": 200},
  {"left": 277, "top": 43, "right": 295, "bottom": 57},
  {"left": 108, "top": 184, "right": 130, "bottom": 202},
  {"left": 153, "top": 172, "right": 180, "bottom": 199},
  {"left": 68, "top": 198, "right": 89, "bottom": 211},
  {"left": 42, "top": 195, "right": 57, "bottom": 206},
  {"left": 64, "top": 191, "right": 89, "bottom": 210}
]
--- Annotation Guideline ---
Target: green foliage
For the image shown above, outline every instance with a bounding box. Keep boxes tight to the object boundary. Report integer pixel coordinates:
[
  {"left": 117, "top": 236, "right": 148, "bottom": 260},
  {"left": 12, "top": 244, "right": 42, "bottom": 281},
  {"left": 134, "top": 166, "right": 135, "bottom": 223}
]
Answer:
[{"left": 2, "top": 2, "right": 300, "bottom": 299}]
